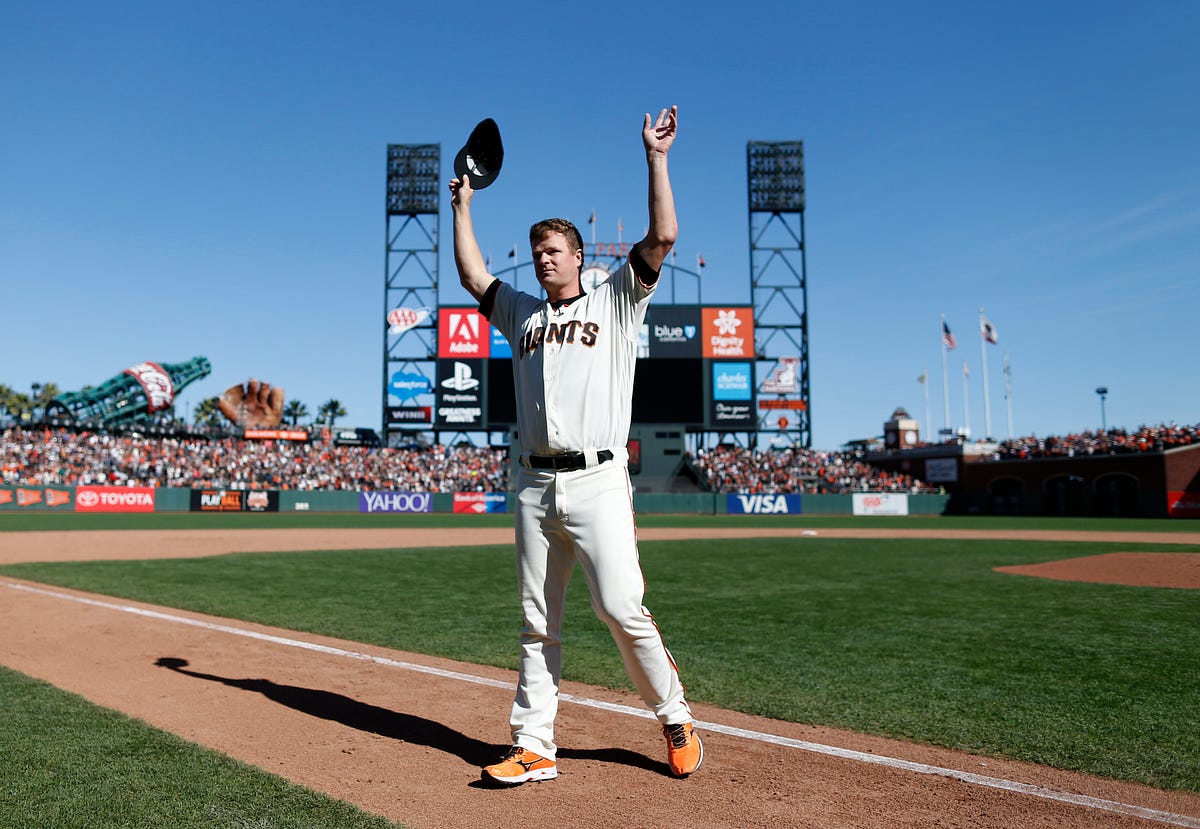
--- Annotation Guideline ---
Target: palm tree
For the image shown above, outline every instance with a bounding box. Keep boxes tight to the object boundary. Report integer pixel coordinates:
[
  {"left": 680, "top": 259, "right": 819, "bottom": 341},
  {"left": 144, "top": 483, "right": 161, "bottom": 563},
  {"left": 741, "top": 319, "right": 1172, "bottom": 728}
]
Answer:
[
  {"left": 193, "top": 397, "right": 224, "bottom": 428},
  {"left": 31, "top": 382, "right": 60, "bottom": 419},
  {"left": 3, "top": 389, "right": 35, "bottom": 424},
  {"left": 283, "top": 399, "right": 310, "bottom": 426},
  {"left": 317, "top": 399, "right": 347, "bottom": 426}
]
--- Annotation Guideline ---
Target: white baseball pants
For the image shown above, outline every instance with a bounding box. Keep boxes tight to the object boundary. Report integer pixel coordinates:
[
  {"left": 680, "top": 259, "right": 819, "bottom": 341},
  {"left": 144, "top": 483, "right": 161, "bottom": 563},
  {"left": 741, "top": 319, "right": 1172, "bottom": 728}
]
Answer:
[{"left": 508, "top": 460, "right": 691, "bottom": 760}]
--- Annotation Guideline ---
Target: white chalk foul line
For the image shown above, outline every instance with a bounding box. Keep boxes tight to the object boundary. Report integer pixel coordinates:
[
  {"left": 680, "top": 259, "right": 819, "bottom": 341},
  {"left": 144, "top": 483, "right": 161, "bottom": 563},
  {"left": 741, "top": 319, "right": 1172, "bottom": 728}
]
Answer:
[{"left": 6, "top": 580, "right": 1199, "bottom": 829}]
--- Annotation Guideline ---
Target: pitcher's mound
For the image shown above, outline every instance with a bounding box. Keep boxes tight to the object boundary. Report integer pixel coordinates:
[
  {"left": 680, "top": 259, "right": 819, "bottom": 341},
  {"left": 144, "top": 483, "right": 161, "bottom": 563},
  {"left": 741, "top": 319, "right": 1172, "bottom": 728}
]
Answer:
[{"left": 996, "top": 552, "right": 1200, "bottom": 589}]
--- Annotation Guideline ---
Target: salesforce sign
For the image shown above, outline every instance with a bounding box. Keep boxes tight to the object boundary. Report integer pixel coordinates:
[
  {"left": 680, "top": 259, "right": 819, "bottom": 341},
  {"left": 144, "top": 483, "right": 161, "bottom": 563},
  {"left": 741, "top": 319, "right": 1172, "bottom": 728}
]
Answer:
[
  {"left": 725, "top": 493, "right": 802, "bottom": 515},
  {"left": 359, "top": 492, "right": 434, "bottom": 513}
]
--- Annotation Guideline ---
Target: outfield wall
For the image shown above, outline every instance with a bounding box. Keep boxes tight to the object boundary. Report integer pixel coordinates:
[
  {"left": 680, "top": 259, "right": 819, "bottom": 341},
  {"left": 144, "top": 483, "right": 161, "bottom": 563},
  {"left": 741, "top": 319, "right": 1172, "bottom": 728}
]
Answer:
[{"left": 0, "top": 485, "right": 952, "bottom": 516}]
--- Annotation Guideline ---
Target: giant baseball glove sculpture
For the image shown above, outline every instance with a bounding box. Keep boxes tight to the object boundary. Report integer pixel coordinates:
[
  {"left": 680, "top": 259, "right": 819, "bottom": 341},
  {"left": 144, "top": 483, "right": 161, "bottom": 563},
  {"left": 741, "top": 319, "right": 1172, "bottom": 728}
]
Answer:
[{"left": 218, "top": 379, "right": 286, "bottom": 428}]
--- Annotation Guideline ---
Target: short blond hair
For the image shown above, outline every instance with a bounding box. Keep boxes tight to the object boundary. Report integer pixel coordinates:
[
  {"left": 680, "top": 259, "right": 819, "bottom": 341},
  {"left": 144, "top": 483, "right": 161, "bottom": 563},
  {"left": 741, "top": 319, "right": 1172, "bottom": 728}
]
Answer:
[{"left": 529, "top": 218, "right": 584, "bottom": 254}]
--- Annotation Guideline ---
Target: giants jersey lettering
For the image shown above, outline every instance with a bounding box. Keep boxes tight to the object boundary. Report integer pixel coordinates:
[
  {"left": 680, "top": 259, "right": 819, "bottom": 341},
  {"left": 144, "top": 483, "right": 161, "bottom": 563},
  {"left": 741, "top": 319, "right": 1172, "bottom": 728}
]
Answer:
[
  {"left": 485, "top": 258, "right": 654, "bottom": 455},
  {"left": 519, "top": 320, "right": 601, "bottom": 356}
]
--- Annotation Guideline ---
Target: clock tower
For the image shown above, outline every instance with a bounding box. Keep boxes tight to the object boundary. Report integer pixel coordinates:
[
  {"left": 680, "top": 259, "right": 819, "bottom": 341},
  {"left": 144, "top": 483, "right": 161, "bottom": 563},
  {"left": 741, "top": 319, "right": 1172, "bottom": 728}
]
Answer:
[{"left": 884, "top": 407, "right": 921, "bottom": 449}]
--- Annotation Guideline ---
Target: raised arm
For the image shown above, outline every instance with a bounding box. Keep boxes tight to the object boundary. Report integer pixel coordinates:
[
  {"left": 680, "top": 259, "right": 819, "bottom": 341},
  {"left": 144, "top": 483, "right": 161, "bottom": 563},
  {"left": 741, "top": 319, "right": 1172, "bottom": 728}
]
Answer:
[
  {"left": 634, "top": 105, "right": 679, "bottom": 275},
  {"left": 449, "top": 174, "right": 496, "bottom": 303}
]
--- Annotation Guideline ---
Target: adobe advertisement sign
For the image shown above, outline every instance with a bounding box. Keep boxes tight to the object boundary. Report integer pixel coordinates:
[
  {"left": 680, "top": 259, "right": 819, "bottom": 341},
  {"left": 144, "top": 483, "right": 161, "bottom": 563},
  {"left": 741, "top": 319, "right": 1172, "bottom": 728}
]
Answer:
[
  {"left": 436, "top": 359, "right": 485, "bottom": 428},
  {"left": 701, "top": 308, "right": 755, "bottom": 358},
  {"left": 439, "top": 308, "right": 491, "bottom": 358},
  {"left": 76, "top": 486, "right": 156, "bottom": 513}
]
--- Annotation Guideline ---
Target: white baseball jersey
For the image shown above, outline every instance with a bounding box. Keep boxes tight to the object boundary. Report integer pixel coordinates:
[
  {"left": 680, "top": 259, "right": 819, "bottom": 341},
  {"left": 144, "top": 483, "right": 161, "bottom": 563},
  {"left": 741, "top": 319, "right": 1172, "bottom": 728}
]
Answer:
[{"left": 482, "top": 256, "right": 654, "bottom": 455}]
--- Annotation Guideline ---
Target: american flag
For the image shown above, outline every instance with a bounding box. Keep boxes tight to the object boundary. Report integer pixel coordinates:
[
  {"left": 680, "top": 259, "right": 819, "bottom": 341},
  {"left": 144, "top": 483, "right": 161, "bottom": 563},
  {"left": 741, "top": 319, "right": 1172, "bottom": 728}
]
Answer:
[{"left": 942, "top": 320, "right": 957, "bottom": 350}]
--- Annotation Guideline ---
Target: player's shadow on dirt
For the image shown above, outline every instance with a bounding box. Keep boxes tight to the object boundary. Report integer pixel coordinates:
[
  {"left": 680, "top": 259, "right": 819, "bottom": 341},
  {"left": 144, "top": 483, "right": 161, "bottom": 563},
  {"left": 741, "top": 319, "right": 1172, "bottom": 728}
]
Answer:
[
  {"left": 154, "top": 656, "right": 496, "bottom": 766},
  {"left": 155, "top": 657, "right": 666, "bottom": 778}
]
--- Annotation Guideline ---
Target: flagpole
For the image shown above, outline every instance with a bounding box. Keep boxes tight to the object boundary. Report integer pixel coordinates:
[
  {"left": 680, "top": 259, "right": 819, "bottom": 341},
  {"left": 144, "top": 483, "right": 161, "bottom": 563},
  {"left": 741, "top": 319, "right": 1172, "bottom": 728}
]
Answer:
[
  {"left": 962, "top": 361, "right": 970, "bottom": 441},
  {"left": 979, "top": 307, "right": 992, "bottom": 440},
  {"left": 940, "top": 315, "right": 951, "bottom": 440},
  {"left": 923, "top": 365, "right": 931, "bottom": 443},
  {"left": 590, "top": 210, "right": 596, "bottom": 246},
  {"left": 1004, "top": 351, "right": 1014, "bottom": 439}
]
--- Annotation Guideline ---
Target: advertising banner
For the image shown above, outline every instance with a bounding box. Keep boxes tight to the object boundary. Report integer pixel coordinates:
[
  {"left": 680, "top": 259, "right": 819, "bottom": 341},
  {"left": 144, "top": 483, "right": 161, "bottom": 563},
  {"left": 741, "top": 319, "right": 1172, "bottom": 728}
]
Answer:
[
  {"left": 439, "top": 308, "right": 490, "bottom": 358},
  {"left": 388, "top": 370, "right": 432, "bottom": 402},
  {"left": 387, "top": 405, "right": 433, "bottom": 426},
  {"left": 122, "top": 361, "right": 175, "bottom": 412},
  {"left": 244, "top": 429, "right": 308, "bottom": 441},
  {"left": 76, "top": 486, "right": 156, "bottom": 513},
  {"left": 436, "top": 359, "right": 485, "bottom": 428},
  {"left": 1166, "top": 490, "right": 1200, "bottom": 518},
  {"left": 452, "top": 492, "right": 508, "bottom": 514},
  {"left": 359, "top": 492, "right": 434, "bottom": 513},
  {"left": 244, "top": 491, "right": 280, "bottom": 512},
  {"left": 852, "top": 492, "right": 910, "bottom": 516},
  {"left": 490, "top": 325, "right": 512, "bottom": 358},
  {"left": 192, "top": 489, "right": 246, "bottom": 511},
  {"left": 725, "top": 493, "right": 802, "bottom": 514},
  {"left": 646, "top": 306, "right": 701, "bottom": 358},
  {"left": 0, "top": 486, "right": 73, "bottom": 510},
  {"left": 190, "top": 489, "right": 280, "bottom": 512},
  {"left": 762, "top": 356, "right": 800, "bottom": 394},
  {"left": 702, "top": 308, "right": 755, "bottom": 358},
  {"left": 925, "top": 458, "right": 959, "bottom": 483},
  {"left": 709, "top": 361, "right": 755, "bottom": 429}
]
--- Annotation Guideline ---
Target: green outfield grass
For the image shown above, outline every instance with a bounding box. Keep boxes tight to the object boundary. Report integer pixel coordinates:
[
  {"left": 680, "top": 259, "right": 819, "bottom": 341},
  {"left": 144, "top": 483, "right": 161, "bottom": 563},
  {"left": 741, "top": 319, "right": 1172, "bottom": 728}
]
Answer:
[
  {"left": 0, "top": 667, "right": 403, "bottom": 829},
  {"left": 1, "top": 510, "right": 1198, "bottom": 533},
  {"left": 3, "top": 525, "right": 1199, "bottom": 798}
]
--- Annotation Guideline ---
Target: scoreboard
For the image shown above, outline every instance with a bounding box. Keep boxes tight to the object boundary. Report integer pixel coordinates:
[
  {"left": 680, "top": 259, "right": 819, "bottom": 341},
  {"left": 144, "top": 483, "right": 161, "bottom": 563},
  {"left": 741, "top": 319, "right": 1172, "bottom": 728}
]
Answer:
[{"left": 389, "top": 304, "right": 760, "bottom": 431}]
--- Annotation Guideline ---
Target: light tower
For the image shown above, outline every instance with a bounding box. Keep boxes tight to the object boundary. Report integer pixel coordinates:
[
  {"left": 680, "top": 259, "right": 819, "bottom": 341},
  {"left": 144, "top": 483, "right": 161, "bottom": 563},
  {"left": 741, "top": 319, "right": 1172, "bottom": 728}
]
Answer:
[
  {"left": 382, "top": 144, "right": 441, "bottom": 447},
  {"left": 747, "top": 141, "right": 810, "bottom": 448}
]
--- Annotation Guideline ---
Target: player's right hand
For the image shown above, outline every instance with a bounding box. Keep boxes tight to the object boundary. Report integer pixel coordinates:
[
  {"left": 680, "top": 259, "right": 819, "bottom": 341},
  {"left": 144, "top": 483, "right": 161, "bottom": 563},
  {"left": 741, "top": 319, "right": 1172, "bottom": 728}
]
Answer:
[{"left": 449, "top": 174, "right": 474, "bottom": 208}]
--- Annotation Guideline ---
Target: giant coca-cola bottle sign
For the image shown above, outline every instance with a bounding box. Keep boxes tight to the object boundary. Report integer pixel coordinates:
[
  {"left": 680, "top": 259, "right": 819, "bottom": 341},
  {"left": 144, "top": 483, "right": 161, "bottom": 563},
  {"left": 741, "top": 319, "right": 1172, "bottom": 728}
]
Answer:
[{"left": 123, "top": 362, "right": 175, "bottom": 411}]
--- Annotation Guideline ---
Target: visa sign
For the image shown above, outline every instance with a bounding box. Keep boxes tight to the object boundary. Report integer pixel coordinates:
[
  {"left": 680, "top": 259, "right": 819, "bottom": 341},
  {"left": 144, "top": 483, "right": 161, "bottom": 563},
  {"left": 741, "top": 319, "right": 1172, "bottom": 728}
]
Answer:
[{"left": 726, "top": 493, "right": 801, "bottom": 514}]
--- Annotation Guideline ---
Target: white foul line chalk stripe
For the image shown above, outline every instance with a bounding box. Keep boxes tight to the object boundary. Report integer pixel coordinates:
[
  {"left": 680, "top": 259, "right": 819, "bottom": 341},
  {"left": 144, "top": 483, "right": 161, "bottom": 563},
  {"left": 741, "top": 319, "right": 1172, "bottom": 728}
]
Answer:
[{"left": 5, "top": 580, "right": 1198, "bottom": 829}]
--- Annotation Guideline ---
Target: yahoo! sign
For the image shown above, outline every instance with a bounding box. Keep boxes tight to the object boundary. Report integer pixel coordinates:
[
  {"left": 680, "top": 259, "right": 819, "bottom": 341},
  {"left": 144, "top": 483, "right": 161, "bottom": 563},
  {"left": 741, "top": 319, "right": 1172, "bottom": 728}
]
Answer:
[{"left": 359, "top": 491, "right": 433, "bottom": 514}]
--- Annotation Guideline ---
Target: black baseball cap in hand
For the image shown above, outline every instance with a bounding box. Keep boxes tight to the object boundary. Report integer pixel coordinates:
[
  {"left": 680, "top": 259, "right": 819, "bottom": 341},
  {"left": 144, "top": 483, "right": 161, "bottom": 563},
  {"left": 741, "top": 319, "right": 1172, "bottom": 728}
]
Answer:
[{"left": 454, "top": 118, "right": 504, "bottom": 189}]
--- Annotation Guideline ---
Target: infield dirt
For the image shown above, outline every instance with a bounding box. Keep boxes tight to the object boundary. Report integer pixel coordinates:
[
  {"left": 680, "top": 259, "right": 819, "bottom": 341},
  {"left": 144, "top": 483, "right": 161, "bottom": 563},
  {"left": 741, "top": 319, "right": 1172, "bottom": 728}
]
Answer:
[{"left": 2, "top": 526, "right": 1198, "bottom": 828}]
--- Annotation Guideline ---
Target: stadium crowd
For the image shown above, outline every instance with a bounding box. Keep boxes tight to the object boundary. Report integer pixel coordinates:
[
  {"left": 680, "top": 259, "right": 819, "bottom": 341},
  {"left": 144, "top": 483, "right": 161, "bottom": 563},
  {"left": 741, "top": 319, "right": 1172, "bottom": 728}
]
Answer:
[
  {"left": 988, "top": 422, "right": 1200, "bottom": 460},
  {"left": 687, "top": 445, "right": 940, "bottom": 494},
  {"left": 2, "top": 427, "right": 940, "bottom": 494},
  {"left": 0, "top": 428, "right": 507, "bottom": 492},
  {"left": 6, "top": 422, "right": 1194, "bottom": 494}
]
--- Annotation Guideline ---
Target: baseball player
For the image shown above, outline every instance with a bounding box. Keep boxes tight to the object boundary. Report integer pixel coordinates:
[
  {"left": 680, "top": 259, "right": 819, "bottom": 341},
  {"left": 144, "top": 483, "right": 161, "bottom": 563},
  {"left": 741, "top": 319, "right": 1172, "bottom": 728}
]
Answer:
[{"left": 449, "top": 105, "right": 702, "bottom": 785}]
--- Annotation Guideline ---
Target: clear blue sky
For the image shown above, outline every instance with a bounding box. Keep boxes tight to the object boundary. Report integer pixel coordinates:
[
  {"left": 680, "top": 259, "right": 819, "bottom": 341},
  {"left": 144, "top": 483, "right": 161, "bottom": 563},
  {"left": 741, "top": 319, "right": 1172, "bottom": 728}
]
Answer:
[{"left": 3, "top": 1, "right": 1197, "bottom": 449}]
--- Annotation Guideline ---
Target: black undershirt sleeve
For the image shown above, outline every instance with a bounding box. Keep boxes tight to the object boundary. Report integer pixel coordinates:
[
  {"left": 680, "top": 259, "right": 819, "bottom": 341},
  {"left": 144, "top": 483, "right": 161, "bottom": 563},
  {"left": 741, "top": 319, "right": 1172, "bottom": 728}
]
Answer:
[
  {"left": 631, "top": 244, "right": 661, "bottom": 287},
  {"left": 478, "top": 279, "right": 502, "bottom": 319}
]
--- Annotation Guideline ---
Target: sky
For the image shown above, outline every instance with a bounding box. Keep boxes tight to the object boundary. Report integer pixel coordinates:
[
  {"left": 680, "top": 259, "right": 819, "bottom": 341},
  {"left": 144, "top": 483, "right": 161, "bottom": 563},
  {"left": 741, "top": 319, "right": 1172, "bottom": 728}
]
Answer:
[{"left": 2, "top": 1, "right": 1198, "bottom": 449}]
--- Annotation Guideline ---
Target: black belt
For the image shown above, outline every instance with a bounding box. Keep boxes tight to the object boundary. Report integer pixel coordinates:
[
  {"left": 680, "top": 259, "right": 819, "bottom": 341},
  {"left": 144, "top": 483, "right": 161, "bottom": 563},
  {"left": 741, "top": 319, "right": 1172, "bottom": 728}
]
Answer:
[{"left": 526, "top": 450, "right": 613, "bottom": 471}]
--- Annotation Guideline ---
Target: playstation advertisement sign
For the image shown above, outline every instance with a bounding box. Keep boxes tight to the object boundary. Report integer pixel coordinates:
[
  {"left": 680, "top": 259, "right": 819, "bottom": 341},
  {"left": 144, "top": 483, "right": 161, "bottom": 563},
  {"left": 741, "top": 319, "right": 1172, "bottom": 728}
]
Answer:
[{"left": 436, "top": 359, "right": 485, "bottom": 428}]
